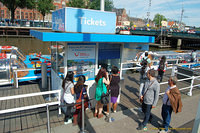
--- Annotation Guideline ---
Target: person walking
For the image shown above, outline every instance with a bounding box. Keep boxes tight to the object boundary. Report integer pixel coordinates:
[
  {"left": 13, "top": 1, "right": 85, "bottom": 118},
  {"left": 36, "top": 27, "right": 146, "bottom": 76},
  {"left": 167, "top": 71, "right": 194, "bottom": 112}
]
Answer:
[
  {"left": 137, "top": 69, "right": 160, "bottom": 131},
  {"left": 61, "top": 71, "right": 75, "bottom": 124},
  {"left": 157, "top": 56, "right": 168, "bottom": 83},
  {"left": 105, "top": 66, "right": 120, "bottom": 114},
  {"left": 73, "top": 75, "right": 89, "bottom": 126},
  {"left": 191, "top": 50, "right": 197, "bottom": 63},
  {"left": 139, "top": 51, "right": 151, "bottom": 95},
  {"left": 94, "top": 69, "right": 110, "bottom": 118},
  {"left": 159, "top": 76, "right": 182, "bottom": 133}
]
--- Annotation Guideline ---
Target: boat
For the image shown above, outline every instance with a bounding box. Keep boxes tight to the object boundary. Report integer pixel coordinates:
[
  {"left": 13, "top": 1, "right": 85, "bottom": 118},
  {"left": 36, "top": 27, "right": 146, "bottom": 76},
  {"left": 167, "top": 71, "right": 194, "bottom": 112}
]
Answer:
[
  {"left": 0, "top": 46, "right": 51, "bottom": 86},
  {"left": 134, "top": 50, "right": 200, "bottom": 70}
]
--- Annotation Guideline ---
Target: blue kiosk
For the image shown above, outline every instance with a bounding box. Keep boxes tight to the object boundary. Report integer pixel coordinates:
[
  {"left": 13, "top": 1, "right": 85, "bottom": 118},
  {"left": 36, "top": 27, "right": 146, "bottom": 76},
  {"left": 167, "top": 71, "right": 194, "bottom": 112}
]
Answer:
[{"left": 30, "top": 7, "right": 154, "bottom": 106}]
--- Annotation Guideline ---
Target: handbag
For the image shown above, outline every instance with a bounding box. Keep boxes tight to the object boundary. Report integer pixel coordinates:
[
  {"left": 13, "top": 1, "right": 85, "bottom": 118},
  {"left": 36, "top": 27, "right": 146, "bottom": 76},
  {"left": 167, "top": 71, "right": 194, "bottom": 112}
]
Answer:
[
  {"left": 75, "top": 88, "right": 89, "bottom": 110},
  {"left": 140, "top": 81, "right": 155, "bottom": 103},
  {"left": 100, "top": 77, "right": 110, "bottom": 104}
]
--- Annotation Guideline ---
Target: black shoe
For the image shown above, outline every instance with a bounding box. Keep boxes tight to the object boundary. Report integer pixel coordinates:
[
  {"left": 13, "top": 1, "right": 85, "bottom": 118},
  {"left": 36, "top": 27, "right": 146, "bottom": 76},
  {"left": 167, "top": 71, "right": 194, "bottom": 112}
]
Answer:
[
  {"left": 148, "top": 116, "right": 153, "bottom": 123},
  {"left": 136, "top": 123, "right": 144, "bottom": 130}
]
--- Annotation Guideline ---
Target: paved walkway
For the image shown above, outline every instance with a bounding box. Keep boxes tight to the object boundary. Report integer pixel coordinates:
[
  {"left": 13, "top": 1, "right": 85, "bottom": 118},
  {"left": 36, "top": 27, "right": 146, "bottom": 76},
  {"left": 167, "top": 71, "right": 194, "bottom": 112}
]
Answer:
[{"left": 34, "top": 89, "right": 200, "bottom": 133}]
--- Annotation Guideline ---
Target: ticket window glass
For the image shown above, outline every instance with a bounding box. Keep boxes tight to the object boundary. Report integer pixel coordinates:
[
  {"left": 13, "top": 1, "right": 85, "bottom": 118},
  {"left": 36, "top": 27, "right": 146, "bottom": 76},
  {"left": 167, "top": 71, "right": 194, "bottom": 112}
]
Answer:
[
  {"left": 98, "top": 43, "right": 121, "bottom": 72},
  {"left": 51, "top": 42, "right": 65, "bottom": 76}
]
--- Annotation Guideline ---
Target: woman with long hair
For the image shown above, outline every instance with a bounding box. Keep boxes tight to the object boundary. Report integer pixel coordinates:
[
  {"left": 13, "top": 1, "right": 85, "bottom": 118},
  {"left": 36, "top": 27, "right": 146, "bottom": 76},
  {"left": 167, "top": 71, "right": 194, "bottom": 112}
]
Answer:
[
  {"left": 73, "top": 75, "right": 88, "bottom": 125},
  {"left": 157, "top": 56, "right": 167, "bottom": 83},
  {"left": 94, "top": 68, "right": 110, "bottom": 118},
  {"left": 61, "top": 71, "right": 75, "bottom": 124}
]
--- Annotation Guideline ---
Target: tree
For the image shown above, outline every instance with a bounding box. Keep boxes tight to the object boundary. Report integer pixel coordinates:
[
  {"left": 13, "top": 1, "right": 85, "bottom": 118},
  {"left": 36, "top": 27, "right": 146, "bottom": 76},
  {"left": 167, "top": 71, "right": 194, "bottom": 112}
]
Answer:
[
  {"left": 67, "top": 0, "right": 114, "bottom": 11},
  {"left": 37, "top": 0, "right": 54, "bottom": 27},
  {"left": 153, "top": 13, "right": 167, "bottom": 28},
  {"left": 67, "top": 0, "right": 88, "bottom": 8},
  {"left": 0, "top": 0, "right": 35, "bottom": 23},
  {"left": 89, "top": 0, "right": 114, "bottom": 11}
]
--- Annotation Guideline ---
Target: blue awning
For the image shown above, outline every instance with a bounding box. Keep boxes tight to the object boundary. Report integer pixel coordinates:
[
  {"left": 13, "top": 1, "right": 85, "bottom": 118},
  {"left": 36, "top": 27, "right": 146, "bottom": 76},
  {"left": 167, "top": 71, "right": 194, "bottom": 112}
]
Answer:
[{"left": 30, "top": 30, "right": 155, "bottom": 43}]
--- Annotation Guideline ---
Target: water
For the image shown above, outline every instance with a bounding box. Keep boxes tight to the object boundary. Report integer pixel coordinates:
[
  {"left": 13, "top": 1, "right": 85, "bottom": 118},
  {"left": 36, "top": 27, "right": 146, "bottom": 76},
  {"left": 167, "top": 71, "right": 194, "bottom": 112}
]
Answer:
[
  {"left": 0, "top": 37, "right": 179, "bottom": 55},
  {"left": 0, "top": 37, "right": 51, "bottom": 55}
]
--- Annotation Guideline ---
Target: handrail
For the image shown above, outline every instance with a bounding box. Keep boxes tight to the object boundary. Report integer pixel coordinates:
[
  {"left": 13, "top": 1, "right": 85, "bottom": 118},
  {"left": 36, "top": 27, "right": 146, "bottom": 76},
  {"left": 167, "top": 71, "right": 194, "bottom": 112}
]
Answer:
[{"left": 0, "top": 90, "right": 61, "bottom": 115}]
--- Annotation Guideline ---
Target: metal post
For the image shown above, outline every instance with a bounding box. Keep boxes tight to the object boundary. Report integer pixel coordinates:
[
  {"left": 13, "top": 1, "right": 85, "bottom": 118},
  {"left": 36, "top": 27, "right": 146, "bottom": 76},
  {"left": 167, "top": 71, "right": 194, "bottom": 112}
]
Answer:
[
  {"left": 188, "top": 76, "right": 194, "bottom": 96},
  {"left": 45, "top": 76, "right": 51, "bottom": 101},
  {"left": 46, "top": 104, "right": 51, "bottom": 133},
  {"left": 100, "top": 0, "right": 105, "bottom": 11},
  {"left": 58, "top": 90, "right": 61, "bottom": 115},
  {"left": 79, "top": 99, "right": 88, "bottom": 133},
  {"left": 16, "top": 70, "right": 18, "bottom": 88}
]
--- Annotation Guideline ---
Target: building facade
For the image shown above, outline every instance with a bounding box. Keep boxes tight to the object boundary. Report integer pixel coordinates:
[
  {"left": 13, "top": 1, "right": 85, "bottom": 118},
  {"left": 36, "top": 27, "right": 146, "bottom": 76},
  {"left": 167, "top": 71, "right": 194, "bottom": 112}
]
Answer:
[{"left": 0, "top": 0, "right": 68, "bottom": 23}]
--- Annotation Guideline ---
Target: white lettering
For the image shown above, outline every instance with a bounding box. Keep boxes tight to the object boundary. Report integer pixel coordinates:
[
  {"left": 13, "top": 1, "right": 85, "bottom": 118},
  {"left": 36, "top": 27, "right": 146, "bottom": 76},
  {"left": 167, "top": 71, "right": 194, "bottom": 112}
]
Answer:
[{"left": 79, "top": 17, "right": 106, "bottom": 26}]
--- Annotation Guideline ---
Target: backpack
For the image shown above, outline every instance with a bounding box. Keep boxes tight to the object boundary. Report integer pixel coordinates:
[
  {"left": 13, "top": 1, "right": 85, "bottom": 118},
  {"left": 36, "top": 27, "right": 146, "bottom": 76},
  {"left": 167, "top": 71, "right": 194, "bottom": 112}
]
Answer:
[
  {"left": 140, "top": 58, "right": 148, "bottom": 76},
  {"left": 141, "top": 57, "right": 148, "bottom": 67},
  {"left": 159, "top": 61, "right": 165, "bottom": 71}
]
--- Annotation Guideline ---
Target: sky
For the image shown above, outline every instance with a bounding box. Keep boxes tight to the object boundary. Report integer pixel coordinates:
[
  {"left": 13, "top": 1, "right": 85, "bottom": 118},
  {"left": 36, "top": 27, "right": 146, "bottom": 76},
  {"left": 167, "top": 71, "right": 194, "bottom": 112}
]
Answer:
[{"left": 113, "top": 0, "right": 200, "bottom": 27}]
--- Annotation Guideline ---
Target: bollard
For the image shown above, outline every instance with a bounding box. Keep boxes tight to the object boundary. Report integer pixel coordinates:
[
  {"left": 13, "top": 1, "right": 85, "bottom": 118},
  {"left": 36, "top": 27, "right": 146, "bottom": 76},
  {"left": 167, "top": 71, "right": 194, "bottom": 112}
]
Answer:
[
  {"left": 42, "top": 63, "right": 47, "bottom": 89},
  {"left": 45, "top": 76, "right": 51, "bottom": 101},
  {"left": 79, "top": 99, "right": 89, "bottom": 133},
  {"left": 46, "top": 104, "right": 51, "bottom": 133}
]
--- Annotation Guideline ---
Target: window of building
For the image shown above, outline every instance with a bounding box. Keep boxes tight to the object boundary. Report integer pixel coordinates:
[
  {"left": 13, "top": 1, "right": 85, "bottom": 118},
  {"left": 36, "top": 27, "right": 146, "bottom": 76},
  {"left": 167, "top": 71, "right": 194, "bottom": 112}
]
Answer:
[
  {"left": 1, "top": 10, "right": 4, "bottom": 18},
  {"left": 34, "top": 13, "right": 36, "bottom": 19},
  {"left": 51, "top": 42, "right": 65, "bottom": 75},
  {"left": 6, "top": 10, "right": 10, "bottom": 18},
  {"left": 25, "top": 12, "right": 28, "bottom": 19},
  {"left": 30, "top": 13, "right": 32, "bottom": 19},
  {"left": 21, "top": 12, "right": 24, "bottom": 19}
]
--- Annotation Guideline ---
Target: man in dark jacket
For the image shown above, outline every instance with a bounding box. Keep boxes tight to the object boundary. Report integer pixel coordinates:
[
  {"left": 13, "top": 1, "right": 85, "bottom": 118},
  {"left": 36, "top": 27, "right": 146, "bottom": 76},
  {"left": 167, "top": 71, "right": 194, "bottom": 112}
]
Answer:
[{"left": 160, "top": 76, "right": 183, "bottom": 133}]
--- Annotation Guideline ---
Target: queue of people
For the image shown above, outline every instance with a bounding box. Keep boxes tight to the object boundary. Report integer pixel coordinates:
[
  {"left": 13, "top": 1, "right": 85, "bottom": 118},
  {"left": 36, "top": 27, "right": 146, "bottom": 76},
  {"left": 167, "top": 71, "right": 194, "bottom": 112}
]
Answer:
[{"left": 60, "top": 54, "right": 183, "bottom": 132}]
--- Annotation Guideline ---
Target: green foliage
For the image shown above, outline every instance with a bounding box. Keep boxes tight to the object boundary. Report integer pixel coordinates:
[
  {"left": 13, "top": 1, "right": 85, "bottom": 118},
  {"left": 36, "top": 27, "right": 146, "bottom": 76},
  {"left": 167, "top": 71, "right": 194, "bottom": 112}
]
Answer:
[
  {"left": 153, "top": 13, "right": 167, "bottom": 27},
  {"left": 67, "top": 0, "right": 86, "bottom": 8},
  {"left": 0, "top": 0, "right": 35, "bottom": 23},
  {"left": 37, "top": 0, "right": 54, "bottom": 17},
  {"left": 67, "top": 0, "right": 114, "bottom": 11},
  {"left": 89, "top": 0, "right": 114, "bottom": 11}
]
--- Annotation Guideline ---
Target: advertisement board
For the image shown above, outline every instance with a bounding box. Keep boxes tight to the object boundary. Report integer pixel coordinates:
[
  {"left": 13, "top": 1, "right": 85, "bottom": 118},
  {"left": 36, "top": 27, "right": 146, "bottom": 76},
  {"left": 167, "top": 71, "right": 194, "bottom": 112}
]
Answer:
[
  {"left": 67, "top": 43, "right": 96, "bottom": 81},
  {"left": 52, "top": 7, "right": 116, "bottom": 34}
]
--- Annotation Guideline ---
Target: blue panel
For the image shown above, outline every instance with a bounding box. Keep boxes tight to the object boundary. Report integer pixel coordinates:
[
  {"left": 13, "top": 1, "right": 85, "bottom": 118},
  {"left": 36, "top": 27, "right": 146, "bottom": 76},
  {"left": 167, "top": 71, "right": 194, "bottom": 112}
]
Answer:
[
  {"left": 52, "top": 7, "right": 116, "bottom": 34},
  {"left": 98, "top": 43, "right": 120, "bottom": 60},
  {"left": 30, "top": 30, "right": 155, "bottom": 44},
  {"left": 52, "top": 8, "right": 65, "bottom": 31}
]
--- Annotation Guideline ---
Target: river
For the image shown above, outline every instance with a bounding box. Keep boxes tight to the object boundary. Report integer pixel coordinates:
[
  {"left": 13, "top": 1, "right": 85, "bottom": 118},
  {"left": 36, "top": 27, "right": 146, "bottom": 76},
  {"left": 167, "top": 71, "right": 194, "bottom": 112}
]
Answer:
[{"left": 0, "top": 37, "right": 177, "bottom": 55}]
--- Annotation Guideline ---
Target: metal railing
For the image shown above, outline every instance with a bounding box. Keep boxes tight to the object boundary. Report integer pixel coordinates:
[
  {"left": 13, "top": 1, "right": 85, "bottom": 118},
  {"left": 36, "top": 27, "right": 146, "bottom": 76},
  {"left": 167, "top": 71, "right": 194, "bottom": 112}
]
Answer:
[
  {"left": 13, "top": 68, "right": 46, "bottom": 88},
  {"left": 0, "top": 90, "right": 61, "bottom": 115}
]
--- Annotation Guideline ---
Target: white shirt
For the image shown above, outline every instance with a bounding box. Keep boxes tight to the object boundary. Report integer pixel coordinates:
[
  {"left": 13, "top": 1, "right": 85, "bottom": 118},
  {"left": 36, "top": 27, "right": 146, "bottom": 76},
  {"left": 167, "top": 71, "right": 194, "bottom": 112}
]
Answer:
[
  {"left": 63, "top": 82, "right": 75, "bottom": 104},
  {"left": 163, "top": 85, "right": 176, "bottom": 106}
]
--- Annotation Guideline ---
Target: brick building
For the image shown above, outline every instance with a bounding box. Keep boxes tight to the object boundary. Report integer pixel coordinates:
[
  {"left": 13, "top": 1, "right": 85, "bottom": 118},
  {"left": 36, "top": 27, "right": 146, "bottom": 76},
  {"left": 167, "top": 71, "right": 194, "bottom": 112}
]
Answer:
[{"left": 0, "top": 0, "right": 68, "bottom": 23}]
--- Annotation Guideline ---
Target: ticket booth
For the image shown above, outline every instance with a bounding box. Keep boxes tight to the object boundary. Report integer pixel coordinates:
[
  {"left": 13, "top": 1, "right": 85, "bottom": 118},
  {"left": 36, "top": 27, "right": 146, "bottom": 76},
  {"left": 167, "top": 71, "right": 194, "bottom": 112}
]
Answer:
[{"left": 30, "top": 7, "right": 154, "bottom": 107}]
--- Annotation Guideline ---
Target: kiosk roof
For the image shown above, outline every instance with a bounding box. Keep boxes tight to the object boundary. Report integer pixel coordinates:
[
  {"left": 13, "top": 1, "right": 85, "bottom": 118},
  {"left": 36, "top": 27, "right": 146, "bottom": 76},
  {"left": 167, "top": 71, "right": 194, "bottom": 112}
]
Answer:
[{"left": 30, "top": 30, "right": 154, "bottom": 43}]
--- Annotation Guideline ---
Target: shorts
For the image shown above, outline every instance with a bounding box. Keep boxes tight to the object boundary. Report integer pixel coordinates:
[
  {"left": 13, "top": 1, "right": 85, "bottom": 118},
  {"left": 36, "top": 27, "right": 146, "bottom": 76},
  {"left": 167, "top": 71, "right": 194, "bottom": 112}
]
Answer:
[{"left": 111, "top": 97, "right": 118, "bottom": 103}]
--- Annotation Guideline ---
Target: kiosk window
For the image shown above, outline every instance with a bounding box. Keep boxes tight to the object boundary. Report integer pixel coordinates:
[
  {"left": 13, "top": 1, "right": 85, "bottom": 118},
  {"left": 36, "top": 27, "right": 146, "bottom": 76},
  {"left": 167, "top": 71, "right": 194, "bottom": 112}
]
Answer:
[{"left": 98, "top": 43, "right": 121, "bottom": 71}]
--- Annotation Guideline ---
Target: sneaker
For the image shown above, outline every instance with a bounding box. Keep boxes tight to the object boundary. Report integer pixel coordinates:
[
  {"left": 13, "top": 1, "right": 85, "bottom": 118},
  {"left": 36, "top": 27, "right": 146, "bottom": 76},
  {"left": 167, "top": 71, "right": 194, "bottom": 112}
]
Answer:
[
  {"left": 64, "top": 118, "right": 72, "bottom": 125},
  {"left": 136, "top": 123, "right": 144, "bottom": 130},
  {"left": 143, "top": 126, "right": 147, "bottom": 131},
  {"left": 113, "top": 110, "right": 117, "bottom": 113}
]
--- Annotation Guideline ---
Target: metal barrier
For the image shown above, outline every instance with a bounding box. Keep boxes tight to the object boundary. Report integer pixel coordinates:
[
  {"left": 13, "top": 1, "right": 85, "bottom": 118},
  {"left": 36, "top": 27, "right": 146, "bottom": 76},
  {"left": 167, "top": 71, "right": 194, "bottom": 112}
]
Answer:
[
  {"left": 0, "top": 90, "right": 61, "bottom": 114},
  {"left": 13, "top": 68, "right": 42, "bottom": 88}
]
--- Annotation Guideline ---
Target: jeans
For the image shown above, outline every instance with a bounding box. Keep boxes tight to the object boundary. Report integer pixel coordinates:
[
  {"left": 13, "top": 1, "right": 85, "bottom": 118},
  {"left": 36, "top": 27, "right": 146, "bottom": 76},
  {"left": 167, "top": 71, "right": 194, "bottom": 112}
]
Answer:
[
  {"left": 157, "top": 70, "right": 164, "bottom": 82},
  {"left": 161, "top": 104, "right": 173, "bottom": 131},
  {"left": 64, "top": 104, "right": 73, "bottom": 122},
  {"left": 142, "top": 102, "right": 152, "bottom": 126}
]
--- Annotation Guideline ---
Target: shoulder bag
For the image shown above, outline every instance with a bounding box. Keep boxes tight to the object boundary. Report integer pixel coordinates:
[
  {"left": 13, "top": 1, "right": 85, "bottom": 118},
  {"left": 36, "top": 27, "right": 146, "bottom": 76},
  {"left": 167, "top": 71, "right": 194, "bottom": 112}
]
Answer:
[{"left": 140, "top": 81, "right": 155, "bottom": 103}]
